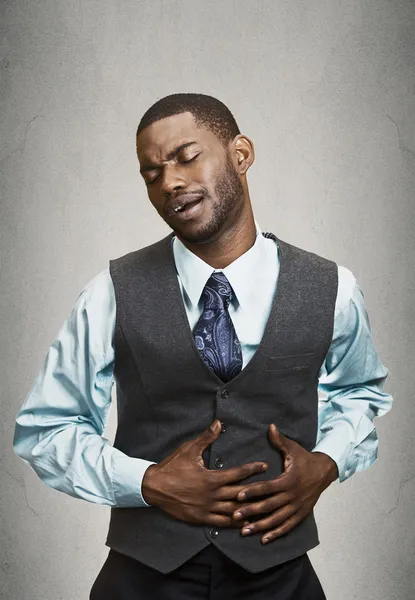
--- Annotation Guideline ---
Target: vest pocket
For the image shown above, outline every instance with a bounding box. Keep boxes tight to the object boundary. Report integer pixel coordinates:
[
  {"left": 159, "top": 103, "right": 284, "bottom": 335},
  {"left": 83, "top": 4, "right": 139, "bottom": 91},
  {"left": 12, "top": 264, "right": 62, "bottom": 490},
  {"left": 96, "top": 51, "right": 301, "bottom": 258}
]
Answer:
[{"left": 265, "top": 352, "right": 315, "bottom": 372}]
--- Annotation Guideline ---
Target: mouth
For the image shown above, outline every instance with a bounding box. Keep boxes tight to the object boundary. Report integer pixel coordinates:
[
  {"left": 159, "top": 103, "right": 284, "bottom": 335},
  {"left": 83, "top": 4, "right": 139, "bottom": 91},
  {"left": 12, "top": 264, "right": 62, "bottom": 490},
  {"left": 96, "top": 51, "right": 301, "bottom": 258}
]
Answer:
[{"left": 167, "top": 193, "right": 204, "bottom": 220}]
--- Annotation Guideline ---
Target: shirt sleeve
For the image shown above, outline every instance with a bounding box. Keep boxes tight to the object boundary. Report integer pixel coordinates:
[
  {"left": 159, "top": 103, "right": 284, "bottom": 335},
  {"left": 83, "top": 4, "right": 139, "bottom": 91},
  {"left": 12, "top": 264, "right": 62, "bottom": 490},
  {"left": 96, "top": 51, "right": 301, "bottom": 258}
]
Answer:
[
  {"left": 12, "top": 268, "right": 155, "bottom": 507},
  {"left": 312, "top": 265, "right": 393, "bottom": 482}
]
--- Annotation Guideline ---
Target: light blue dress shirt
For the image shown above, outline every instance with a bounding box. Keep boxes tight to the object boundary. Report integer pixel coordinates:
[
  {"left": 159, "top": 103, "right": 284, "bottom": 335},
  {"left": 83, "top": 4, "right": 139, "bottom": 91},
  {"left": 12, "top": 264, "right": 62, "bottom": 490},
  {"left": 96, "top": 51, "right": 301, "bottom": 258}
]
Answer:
[{"left": 13, "top": 222, "right": 393, "bottom": 509}]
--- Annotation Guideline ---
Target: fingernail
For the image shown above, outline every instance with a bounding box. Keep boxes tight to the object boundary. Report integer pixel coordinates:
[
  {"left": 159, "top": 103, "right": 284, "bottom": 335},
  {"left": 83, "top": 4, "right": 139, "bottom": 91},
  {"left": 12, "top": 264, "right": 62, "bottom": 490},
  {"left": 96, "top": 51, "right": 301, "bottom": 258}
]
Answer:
[
  {"left": 238, "top": 493, "right": 246, "bottom": 501},
  {"left": 242, "top": 528, "right": 252, "bottom": 536},
  {"left": 262, "top": 536, "right": 271, "bottom": 544},
  {"left": 234, "top": 511, "right": 243, "bottom": 519},
  {"left": 262, "top": 463, "right": 268, "bottom": 471}
]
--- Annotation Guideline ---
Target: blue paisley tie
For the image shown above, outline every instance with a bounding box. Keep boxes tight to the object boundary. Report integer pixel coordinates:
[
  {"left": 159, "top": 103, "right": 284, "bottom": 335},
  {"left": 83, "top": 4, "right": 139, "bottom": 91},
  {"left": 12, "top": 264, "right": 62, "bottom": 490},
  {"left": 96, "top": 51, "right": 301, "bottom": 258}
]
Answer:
[{"left": 193, "top": 272, "right": 243, "bottom": 382}]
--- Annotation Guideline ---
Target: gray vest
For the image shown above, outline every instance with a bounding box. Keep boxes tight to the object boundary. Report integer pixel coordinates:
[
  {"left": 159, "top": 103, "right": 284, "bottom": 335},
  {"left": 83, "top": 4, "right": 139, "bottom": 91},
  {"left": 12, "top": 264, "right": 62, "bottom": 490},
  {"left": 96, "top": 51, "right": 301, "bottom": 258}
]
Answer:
[{"left": 106, "top": 231, "right": 338, "bottom": 574}]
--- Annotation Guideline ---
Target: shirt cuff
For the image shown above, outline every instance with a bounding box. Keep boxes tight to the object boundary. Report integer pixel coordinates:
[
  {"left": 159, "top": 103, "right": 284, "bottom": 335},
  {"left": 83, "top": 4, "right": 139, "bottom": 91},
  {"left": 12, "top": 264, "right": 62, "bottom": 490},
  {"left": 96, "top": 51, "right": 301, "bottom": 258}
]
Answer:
[
  {"left": 111, "top": 449, "right": 156, "bottom": 507},
  {"left": 313, "top": 425, "right": 381, "bottom": 483},
  {"left": 311, "top": 427, "right": 356, "bottom": 483}
]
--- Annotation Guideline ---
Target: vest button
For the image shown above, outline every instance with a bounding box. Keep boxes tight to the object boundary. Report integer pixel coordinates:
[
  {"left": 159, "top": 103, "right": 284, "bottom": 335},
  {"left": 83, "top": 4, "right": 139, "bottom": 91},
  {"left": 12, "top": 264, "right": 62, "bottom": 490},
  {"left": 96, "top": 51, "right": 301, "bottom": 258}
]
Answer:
[
  {"left": 209, "top": 527, "right": 219, "bottom": 538},
  {"left": 214, "top": 457, "right": 224, "bottom": 468},
  {"left": 221, "top": 389, "right": 229, "bottom": 399},
  {"left": 220, "top": 422, "right": 226, "bottom": 433}
]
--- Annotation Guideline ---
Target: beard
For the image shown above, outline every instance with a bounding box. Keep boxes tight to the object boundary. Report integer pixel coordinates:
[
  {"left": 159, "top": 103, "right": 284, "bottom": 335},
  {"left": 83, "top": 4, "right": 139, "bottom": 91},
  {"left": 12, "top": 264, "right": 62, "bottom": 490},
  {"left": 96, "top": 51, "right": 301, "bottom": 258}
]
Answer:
[{"left": 172, "top": 152, "right": 245, "bottom": 244}]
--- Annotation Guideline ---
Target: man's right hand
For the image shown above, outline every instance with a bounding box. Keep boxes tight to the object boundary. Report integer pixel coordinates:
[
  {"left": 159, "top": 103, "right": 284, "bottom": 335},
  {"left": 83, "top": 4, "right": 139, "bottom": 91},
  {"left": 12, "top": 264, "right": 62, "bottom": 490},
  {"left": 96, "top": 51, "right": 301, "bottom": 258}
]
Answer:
[{"left": 142, "top": 419, "right": 268, "bottom": 527}]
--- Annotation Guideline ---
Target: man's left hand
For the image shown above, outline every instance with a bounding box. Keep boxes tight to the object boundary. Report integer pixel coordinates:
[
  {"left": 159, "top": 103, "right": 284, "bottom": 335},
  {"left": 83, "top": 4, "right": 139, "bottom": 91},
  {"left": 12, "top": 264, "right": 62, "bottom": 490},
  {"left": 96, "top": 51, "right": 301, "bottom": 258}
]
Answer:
[{"left": 232, "top": 424, "right": 339, "bottom": 545}]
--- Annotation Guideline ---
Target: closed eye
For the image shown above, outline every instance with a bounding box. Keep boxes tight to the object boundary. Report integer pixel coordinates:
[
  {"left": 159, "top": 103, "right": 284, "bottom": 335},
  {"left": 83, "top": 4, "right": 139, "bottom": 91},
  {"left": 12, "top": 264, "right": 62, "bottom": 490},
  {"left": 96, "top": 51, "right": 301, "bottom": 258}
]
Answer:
[
  {"left": 181, "top": 153, "right": 200, "bottom": 163},
  {"left": 144, "top": 153, "right": 201, "bottom": 185},
  {"left": 145, "top": 174, "right": 159, "bottom": 185}
]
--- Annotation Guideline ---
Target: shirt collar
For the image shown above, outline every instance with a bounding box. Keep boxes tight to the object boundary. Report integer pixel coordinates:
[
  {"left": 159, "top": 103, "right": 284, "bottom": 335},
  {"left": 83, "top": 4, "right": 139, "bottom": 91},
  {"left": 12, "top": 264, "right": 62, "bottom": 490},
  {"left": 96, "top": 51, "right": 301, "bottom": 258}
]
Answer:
[{"left": 172, "top": 220, "right": 268, "bottom": 309}]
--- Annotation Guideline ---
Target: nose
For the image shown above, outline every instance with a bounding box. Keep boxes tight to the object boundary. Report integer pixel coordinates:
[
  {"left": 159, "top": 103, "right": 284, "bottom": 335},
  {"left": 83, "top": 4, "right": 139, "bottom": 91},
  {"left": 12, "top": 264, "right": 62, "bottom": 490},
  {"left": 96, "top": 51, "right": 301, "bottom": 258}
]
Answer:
[{"left": 160, "top": 163, "right": 186, "bottom": 195}]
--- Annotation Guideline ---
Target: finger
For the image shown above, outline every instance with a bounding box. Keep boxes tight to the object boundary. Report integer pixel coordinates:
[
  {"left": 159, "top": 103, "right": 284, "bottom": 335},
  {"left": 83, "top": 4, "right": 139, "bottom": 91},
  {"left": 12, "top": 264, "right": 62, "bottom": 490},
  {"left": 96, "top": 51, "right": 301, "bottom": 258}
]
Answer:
[
  {"left": 233, "top": 492, "right": 291, "bottom": 521},
  {"left": 190, "top": 419, "right": 223, "bottom": 454},
  {"left": 204, "top": 513, "right": 251, "bottom": 529},
  {"left": 215, "top": 461, "right": 269, "bottom": 486},
  {"left": 268, "top": 424, "right": 290, "bottom": 454},
  {"left": 214, "top": 483, "right": 259, "bottom": 500},
  {"left": 239, "top": 505, "right": 297, "bottom": 537},
  {"left": 260, "top": 512, "right": 304, "bottom": 544},
  {"left": 236, "top": 476, "right": 290, "bottom": 501},
  {"left": 212, "top": 500, "right": 246, "bottom": 515},
  {"left": 214, "top": 482, "right": 272, "bottom": 501}
]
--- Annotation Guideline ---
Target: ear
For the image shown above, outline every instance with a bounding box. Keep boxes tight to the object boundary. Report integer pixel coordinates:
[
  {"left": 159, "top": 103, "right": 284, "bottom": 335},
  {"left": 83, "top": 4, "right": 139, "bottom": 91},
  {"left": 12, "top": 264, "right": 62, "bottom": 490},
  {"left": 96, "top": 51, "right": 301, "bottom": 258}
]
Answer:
[{"left": 232, "top": 134, "right": 255, "bottom": 174}]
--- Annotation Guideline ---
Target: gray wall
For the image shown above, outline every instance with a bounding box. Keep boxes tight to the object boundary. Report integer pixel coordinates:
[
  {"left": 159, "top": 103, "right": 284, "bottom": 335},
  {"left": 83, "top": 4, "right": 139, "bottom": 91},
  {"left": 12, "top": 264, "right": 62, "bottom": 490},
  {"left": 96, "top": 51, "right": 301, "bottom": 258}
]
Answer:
[{"left": 1, "top": 1, "right": 414, "bottom": 598}]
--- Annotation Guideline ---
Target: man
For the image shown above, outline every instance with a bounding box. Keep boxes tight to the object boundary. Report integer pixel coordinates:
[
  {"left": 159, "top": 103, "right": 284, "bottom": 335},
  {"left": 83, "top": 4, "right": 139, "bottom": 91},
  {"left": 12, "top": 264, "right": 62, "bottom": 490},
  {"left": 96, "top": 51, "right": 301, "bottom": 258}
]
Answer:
[{"left": 13, "top": 93, "right": 393, "bottom": 599}]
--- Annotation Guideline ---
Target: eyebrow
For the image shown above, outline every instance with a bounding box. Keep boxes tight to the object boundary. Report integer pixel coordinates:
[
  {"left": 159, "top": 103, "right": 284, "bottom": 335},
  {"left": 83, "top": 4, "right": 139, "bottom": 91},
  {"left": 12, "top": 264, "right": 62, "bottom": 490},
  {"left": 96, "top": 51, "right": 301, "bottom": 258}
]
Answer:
[{"left": 140, "top": 141, "right": 199, "bottom": 173}]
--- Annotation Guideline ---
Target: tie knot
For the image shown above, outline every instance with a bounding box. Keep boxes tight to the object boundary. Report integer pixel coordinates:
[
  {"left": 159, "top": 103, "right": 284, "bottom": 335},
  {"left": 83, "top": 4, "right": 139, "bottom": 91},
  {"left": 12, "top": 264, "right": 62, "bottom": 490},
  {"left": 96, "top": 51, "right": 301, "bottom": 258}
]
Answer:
[{"left": 202, "top": 272, "right": 234, "bottom": 310}]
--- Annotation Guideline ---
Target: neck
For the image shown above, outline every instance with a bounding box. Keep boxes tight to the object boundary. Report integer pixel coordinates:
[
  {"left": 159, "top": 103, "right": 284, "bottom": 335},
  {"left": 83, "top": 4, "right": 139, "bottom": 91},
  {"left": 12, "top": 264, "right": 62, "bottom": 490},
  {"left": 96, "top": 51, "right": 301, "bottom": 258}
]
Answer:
[{"left": 176, "top": 207, "right": 257, "bottom": 269}]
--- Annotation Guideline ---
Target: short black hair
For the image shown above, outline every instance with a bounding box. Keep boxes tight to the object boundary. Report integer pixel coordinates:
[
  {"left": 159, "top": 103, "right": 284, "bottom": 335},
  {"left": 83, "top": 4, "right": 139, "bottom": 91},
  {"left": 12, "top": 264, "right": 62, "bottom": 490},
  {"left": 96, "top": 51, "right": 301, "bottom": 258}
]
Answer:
[{"left": 136, "top": 93, "right": 241, "bottom": 147}]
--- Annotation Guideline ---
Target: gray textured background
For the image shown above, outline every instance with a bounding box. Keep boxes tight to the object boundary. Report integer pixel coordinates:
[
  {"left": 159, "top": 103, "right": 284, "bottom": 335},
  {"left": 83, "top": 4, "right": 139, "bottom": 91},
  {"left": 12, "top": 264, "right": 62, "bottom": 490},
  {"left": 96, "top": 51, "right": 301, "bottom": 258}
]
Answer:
[{"left": 1, "top": 1, "right": 414, "bottom": 599}]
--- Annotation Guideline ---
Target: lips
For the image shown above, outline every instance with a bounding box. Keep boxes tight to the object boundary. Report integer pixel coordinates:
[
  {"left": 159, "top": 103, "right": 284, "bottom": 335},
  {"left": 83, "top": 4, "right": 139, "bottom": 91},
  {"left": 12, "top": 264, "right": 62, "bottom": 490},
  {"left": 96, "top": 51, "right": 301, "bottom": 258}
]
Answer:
[{"left": 167, "top": 193, "right": 204, "bottom": 217}]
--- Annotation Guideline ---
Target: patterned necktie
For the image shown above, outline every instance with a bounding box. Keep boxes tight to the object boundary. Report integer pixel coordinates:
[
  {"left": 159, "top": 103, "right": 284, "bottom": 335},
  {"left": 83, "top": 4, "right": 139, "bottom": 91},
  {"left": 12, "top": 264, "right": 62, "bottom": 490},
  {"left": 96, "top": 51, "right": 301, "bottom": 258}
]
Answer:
[{"left": 193, "top": 272, "right": 243, "bottom": 382}]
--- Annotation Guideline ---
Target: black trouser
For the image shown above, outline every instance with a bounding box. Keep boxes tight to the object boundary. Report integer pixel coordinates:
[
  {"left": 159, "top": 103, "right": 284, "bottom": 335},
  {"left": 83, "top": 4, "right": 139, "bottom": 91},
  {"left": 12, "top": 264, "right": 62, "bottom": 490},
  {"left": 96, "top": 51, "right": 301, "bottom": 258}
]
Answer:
[{"left": 89, "top": 544, "right": 327, "bottom": 599}]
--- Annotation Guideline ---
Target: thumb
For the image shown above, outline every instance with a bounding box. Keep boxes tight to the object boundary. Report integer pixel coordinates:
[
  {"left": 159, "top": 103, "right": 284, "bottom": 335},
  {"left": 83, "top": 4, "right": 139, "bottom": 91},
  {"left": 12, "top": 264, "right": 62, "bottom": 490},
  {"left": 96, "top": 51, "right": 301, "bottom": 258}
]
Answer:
[
  {"left": 193, "top": 419, "right": 222, "bottom": 454},
  {"left": 269, "top": 424, "right": 290, "bottom": 456}
]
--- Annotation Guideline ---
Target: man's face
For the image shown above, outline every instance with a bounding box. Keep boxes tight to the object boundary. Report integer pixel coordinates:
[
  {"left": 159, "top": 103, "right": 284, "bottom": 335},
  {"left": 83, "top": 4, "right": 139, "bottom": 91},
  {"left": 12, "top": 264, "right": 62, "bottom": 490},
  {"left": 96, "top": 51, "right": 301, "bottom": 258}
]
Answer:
[{"left": 136, "top": 111, "right": 245, "bottom": 244}]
